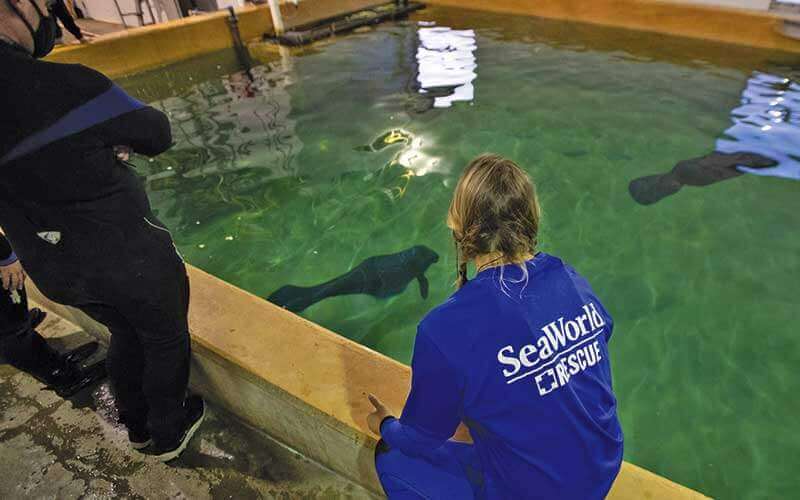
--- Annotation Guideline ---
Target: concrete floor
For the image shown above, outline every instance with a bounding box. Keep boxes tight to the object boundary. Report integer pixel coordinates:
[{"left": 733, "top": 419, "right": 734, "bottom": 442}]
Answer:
[{"left": 0, "top": 313, "right": 376, "bottom": 499}]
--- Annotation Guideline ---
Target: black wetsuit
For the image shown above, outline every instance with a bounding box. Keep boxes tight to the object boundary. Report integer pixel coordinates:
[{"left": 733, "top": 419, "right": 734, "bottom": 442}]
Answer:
[{"left": 0, "top": 41, "right": 189, "bottom": 443}]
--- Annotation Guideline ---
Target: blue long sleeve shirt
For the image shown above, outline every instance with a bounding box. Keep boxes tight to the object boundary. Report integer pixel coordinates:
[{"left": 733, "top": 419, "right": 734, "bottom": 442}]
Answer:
[{"left": 381, "top": 252, "right": 624, "bottom": 499}]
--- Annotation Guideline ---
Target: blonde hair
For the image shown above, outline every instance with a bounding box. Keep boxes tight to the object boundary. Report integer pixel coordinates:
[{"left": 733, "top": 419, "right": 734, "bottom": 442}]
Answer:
[{"left": 447, "top": 154, "right": 541, "bottom": 288}]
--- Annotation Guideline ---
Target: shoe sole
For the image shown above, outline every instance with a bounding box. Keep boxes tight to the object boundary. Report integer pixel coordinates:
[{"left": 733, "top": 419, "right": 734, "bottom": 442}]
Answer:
[
  {"left": 151, "top": 403, "right": 206, "bottom": 462},
  {"left": 130, "top": 439, "right": 152, "bottom": 450}
]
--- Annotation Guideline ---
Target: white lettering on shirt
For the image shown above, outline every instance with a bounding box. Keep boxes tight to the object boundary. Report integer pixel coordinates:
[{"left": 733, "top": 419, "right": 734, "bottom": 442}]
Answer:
[{"left": 498, "top": 302, "right": 608, "bottom": 396}]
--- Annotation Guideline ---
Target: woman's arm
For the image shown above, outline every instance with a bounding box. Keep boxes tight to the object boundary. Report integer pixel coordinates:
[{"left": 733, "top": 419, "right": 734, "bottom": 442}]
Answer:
[{"left": 379, "top": 327, "right": 463, "bottom": 459}]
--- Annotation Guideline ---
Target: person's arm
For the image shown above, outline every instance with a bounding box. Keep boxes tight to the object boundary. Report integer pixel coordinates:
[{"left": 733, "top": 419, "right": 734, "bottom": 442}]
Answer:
[
  {"left": 0, "top": 83, "right": 172, "bottom": 166},
  {"left": 89, "top": 87, "right": 173, "bottom": 157},
  {"left": 380, "top": 327, "right": 463, "bottom": 459}
]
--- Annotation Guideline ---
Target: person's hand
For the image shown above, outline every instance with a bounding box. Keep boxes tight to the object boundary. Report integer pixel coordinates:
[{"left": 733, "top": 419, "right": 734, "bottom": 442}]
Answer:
[
  {"left": 0, "top": 261, "right": 25, "bottom": 291},
  {"left": 367, "top": 394, "right": 392, "bottom": 436},
  {"left": 113, "top": 145, "right": 133, "bottom": 162}
]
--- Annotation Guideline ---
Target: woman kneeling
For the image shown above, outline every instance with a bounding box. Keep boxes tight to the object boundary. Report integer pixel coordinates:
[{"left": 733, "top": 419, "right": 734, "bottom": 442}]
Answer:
[{"left": 367, "top": 154, "right": 624, "bottom": 499}]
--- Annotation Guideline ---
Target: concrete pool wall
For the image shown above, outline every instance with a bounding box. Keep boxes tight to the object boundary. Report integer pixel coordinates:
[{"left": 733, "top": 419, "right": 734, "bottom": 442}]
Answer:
[
  {"left": 45, "top": 1, "right": 392, "bottom": 78},
  {"left": 424, "top": 0, "right": 800, "bottom": 53},
  {"left": 45, "top": 0, "right": 800, "bottom": 79},
  {"left": 30, "top": 0, "right": 800, "bottom": 496}
]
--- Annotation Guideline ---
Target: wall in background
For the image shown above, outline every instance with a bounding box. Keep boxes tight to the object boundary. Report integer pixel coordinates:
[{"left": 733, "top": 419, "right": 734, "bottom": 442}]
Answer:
[{"left": 75, "top": 0, "right": 182, "bottom": 26}]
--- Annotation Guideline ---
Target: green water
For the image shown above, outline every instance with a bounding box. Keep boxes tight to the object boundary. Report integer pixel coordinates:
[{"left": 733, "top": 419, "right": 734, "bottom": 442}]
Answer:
[{"left": 120, "top": 7, "right": 800, "bottom": 499}]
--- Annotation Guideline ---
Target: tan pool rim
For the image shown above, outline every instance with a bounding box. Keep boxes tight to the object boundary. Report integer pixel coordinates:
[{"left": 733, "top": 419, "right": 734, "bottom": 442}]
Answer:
[
  {"left": 425, "top": 0, "right": 800, "bottom": 53},
  {"left": 45, "top": 0, "right": 800, "bottom": 78}
]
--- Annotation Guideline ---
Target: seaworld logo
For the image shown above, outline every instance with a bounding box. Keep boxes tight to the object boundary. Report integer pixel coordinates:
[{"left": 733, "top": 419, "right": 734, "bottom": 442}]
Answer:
[{"left": 497, "top": 303, "right": 606, "bottom": 395}]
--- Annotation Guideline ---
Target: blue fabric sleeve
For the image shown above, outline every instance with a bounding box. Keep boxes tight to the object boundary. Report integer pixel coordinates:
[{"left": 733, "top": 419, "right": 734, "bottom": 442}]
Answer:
[
  {"left": 381, "top": 326, "right": 463, "bottom": 458},
  {"left": 0, "top": 235, "right": 17, "bottom": 266},
  {"left": 0, "top": 252, "right": 18, "bottom": 267},
  {"left": 566, "top": 264, "right": 614, "bottom": 340},
  {"left": 598, "top": 301, "right": 614, "bottom": 341}
]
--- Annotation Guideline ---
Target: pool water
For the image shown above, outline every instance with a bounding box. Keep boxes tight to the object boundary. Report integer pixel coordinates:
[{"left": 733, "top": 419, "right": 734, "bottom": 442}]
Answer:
[{"left": 120, "top": 7, "right": 800, "bottom": 499}]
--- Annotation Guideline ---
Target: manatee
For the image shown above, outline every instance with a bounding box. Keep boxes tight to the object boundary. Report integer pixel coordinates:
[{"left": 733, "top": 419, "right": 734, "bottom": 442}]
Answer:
[
  {"left": 628, "top": 151, "right": 778, "bottom": 205},
  {"left": 268, "top": 245, "right": 439, "bottom": 313}
]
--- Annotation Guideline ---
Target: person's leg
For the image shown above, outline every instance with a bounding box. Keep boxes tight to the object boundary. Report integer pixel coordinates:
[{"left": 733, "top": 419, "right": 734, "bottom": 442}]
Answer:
[
  {"left": 117, "top": 269, "right": 192, "bottom": 449},
  {"left": 92, "top": 214, "right": 198, "bottom": 459},
  {"left": 80, "top": 304, "right": 149, "bottom": 445},
  {"left": 375, "top": 441, "right": 480, "bottom": 499},
  {"left": 628, "top": 151, "right": 778, "bottom": 205},
  {"left": 0, "top": 286, "right": 61, "bottom": 375},
  {"left": 138, "top": 313, "right": 191, "bottom": 447},
  {"left": 51, "top": 0, "right": 84, "bottom": 40},
  {"left": 1, "top": 287, "right": 104, "bottom": 395}
]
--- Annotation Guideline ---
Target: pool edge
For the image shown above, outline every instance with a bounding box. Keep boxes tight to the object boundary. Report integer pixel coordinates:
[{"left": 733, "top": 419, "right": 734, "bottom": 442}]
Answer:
[
  {"left": 425, "top": 0, "right": 800, "bottom": 54},
  {"left": 43, "top": 1, "right": 398, "bottom": 78},
  {"left": 44, "top": 0, "right": 800, "bottom": 80}
]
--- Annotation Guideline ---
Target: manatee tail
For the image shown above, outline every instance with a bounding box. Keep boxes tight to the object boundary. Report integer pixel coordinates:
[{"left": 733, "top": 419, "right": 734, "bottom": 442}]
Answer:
[
  {"left": 628, "top": 173, "right": 682, "bottom": 206},
  {"left": 268, "top": 285, "right": 316, "bottom": 313}
]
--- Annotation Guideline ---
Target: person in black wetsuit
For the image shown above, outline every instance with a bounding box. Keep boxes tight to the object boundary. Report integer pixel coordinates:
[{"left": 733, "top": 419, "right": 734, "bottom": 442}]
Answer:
[
  {"left": 0, "top": 0, "right": 204, "bottom": 461},
  {"left": 0, "top": 233, "right": 104, "bottom": 396}
]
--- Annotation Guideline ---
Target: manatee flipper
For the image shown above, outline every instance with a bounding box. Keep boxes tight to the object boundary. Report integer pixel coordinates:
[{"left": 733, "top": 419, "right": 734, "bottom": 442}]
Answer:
[{"left": 417, "top": 274, "right": 430, "bottom": 299}]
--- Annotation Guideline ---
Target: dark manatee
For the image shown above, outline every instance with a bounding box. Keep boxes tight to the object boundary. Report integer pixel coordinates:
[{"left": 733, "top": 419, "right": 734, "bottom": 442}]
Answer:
[
  {"left": 268, "top": 245, "right": 440, "bottom": 313},
  {"left": 628, "top": 151, "right": 778, "bottom": 205}
]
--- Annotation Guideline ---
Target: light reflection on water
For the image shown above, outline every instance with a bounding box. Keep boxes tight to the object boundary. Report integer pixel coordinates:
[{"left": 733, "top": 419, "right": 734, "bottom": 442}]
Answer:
[
  {"left": 718, "top": 71, "right": 800, "bottom": 179},
  {"left": 416, "top": 26, "right": 477, "bottom": 108}
]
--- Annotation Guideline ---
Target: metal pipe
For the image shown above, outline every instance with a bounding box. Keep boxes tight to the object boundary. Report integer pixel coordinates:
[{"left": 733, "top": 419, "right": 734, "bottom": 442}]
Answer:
[
  {"left": 227, "top": 7, "right": 254, "bottom": 80},
  {"left": 143, "top": 0, "right": 157, "bottom": 24},
  {"left": 267, "top": 0, "right": 285, "bottom": 36},
  {"left": 112, "top": 0, "right": 128, "bottom": 28}
]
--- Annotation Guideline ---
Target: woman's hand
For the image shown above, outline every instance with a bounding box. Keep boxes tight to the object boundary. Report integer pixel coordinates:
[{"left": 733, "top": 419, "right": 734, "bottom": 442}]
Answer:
[
  {"left": 0, "top": 261, "right": 25, "bottom": 291},
  {"left": 367, "top": 394, "right": 392, "bottom": 436}
]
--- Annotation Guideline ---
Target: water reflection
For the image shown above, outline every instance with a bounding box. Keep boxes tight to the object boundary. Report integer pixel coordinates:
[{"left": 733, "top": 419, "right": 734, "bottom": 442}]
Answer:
[
  {"left": 139, "top": 62, "right": 303, "bottom": 229},
  {"left": 416, "top": 25, "right": 477, "bottom": 108},
  {"left": 629, "top": 71, "right": 800, "bottom": 205},
  {"left": 717, "top": 72, "right": 800, "bottom": 179}
]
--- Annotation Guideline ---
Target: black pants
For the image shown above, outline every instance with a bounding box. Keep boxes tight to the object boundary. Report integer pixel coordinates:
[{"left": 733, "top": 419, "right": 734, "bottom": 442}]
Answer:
[
  {"left": 0, "top": 188, "right": 192, "bottom": 443},
  {"left": 0, "top": 286, "right": 62, "bottom": 379},
  {"left": 78, "top": 268, "right": 191, "bottom": 443},
  {"left": 52, "top": 0, "right": 83, "bottom": 40}
]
